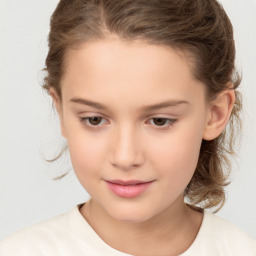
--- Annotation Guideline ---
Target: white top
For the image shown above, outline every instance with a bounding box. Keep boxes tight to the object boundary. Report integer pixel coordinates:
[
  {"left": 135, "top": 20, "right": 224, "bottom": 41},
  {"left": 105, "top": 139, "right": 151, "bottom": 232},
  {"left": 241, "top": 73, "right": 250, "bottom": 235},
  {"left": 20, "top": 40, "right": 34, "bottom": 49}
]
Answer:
[{"left": 0, "top": 202, "right": 256, "bottom": 256}]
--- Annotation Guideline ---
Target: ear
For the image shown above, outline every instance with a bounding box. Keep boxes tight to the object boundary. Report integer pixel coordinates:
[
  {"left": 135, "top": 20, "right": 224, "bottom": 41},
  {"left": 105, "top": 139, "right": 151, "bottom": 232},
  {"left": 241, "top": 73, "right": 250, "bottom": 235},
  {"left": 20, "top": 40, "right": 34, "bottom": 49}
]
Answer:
[
  {"left": 203, "top": 88, "right": 235, "bottom": 141},
  {"left": 49, "top": 88, "right": 67, "bottom": 139}
]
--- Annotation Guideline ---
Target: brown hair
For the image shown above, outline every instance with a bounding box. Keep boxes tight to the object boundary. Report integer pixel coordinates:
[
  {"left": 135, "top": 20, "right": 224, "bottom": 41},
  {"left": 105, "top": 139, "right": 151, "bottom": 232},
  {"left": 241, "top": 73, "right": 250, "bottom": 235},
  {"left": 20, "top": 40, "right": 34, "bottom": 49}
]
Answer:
[{"left": 42, "top": 0, "right": 242, "bottom": 212}]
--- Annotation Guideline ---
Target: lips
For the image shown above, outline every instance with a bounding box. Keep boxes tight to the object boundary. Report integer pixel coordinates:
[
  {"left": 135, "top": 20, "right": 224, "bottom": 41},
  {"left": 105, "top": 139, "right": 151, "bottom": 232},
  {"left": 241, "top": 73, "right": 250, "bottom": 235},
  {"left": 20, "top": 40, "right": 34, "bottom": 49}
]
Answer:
[
  {"left": 105, "top": 180, "right": 154, "bottom": 198},
  {"left": 107, "top": 180, "right": 151, "bottom": 185}
]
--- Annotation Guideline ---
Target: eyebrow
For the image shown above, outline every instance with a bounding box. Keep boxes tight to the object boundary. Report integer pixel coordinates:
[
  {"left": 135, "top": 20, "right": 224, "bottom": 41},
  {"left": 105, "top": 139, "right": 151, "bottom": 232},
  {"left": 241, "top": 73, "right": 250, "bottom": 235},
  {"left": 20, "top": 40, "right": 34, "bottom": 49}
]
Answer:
[{"left": 70, "top": 97, "right": 190, "bottom": 112}]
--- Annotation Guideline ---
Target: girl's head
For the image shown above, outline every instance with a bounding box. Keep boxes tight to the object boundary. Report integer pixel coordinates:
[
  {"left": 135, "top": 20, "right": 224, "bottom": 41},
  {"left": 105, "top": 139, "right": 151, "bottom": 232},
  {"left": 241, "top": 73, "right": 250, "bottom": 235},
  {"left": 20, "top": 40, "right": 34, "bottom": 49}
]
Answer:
[{"left": 43, "top": 0, "right": 241, "bottom": 215}]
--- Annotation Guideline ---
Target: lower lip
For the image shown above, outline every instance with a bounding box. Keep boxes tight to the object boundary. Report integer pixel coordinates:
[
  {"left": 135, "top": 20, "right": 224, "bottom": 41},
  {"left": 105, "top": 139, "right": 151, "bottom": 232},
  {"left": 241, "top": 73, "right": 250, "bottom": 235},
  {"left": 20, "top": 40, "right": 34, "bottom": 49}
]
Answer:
[{"left": 105, "top": 181, "right": 154, "bottom": 198}]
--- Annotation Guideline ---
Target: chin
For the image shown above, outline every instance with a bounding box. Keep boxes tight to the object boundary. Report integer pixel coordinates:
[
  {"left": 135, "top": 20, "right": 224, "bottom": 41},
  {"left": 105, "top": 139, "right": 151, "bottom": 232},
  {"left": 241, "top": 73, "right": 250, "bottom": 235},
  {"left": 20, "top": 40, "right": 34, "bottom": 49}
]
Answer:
[{"left": 105, "top": 203, "right": 155, "bottom": 224}]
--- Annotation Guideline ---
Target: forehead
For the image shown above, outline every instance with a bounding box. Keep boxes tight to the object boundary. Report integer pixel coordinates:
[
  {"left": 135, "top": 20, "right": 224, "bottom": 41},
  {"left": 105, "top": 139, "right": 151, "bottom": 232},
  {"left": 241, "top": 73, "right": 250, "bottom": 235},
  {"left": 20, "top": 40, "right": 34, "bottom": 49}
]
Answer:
[
  {"left": 61, "top": 38, "right": 206, "bottom": 109},
  {"left": 63, "top": 38, "right": 195, "bottom": 81}
]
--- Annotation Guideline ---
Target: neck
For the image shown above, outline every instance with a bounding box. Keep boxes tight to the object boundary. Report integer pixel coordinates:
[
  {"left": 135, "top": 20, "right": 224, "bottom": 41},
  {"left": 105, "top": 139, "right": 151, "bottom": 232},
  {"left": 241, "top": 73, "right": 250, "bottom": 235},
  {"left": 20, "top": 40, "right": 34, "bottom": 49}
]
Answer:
[{"left": 80, "top": 196, "right": 203, "bottom": 256}]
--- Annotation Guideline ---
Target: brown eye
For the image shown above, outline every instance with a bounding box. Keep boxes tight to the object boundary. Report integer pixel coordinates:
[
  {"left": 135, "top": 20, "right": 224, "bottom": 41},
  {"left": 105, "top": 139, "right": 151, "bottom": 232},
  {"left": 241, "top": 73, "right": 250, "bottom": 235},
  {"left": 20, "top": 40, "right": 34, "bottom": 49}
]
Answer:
[
  {"left": 88, "top": 117, "right": 102, "bottom": 126},
  {"left": 152, "top": 118, "right": 168, "bottom": 126},
  {"left": 80, "top": 116, "right": 107, "bottom": 128},
  {"left": 148, "top": 117, "right": 177, "bottom": 129}
]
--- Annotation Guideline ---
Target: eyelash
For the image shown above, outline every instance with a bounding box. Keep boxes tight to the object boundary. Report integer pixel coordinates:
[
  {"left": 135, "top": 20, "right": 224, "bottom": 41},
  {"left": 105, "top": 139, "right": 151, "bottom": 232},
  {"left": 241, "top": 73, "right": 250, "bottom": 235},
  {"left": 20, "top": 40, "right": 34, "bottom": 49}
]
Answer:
[{"left": 79, "top": 116, "right": 177, "bottom": 130}]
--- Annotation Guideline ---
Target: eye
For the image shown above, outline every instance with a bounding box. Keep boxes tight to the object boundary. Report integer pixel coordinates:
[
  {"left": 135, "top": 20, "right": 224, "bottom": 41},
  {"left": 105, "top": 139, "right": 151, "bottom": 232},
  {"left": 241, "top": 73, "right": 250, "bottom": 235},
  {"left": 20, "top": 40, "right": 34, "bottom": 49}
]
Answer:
[
  {"left": 79, "top": 116, "right": 177, "bottom": 130},
  {"left": 80, "top": 116, "right": 107, "bottom": 128},
  {"left": 148, "top": 117, "right": 177, "bottom": 129}
]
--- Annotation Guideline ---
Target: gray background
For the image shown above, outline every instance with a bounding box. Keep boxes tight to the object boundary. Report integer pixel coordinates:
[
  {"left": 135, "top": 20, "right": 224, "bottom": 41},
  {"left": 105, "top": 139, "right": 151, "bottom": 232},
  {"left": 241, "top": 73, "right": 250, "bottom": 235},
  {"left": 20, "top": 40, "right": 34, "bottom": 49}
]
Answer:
[{"left": 0, "top": 0, "right": 256, "bottom": 240}]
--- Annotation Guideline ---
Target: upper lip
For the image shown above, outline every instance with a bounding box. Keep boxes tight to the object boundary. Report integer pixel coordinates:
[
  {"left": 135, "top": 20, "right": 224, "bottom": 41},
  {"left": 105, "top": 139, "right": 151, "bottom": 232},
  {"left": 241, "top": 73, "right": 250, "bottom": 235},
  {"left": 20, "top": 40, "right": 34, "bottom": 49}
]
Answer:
[{"left": 105, "top": 180, "right": 154, "bottom": 185}]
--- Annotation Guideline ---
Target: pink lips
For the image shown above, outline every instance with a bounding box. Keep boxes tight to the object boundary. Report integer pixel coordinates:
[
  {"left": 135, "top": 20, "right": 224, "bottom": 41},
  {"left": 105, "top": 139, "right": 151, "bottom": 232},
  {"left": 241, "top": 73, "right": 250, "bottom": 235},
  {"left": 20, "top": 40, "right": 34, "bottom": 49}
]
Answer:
[{"left": 105, "top": 180, "right": 154, "bottom": 198}]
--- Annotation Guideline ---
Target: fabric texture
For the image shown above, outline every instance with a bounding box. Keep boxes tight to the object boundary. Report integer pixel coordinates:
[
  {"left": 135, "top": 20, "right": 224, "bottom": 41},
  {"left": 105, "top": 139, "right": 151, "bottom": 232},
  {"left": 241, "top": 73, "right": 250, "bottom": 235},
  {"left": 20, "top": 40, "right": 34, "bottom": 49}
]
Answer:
[{"left": 0, "top": 201, "right": 256, "bottom": 256}]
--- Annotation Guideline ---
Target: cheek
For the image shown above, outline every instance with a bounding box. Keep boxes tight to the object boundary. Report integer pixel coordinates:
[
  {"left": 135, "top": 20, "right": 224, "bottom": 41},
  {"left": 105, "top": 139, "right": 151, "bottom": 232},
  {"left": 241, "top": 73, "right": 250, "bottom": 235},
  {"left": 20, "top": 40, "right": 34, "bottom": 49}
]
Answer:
[
  {"left": 151, "top": 121, "right": 203, "bottom": 186},
  {"left": 68, "top": 138, "right": 106, "bottom": 194},
  {"left": 66, "top": 128, "right": 107, "bottom": 181}
]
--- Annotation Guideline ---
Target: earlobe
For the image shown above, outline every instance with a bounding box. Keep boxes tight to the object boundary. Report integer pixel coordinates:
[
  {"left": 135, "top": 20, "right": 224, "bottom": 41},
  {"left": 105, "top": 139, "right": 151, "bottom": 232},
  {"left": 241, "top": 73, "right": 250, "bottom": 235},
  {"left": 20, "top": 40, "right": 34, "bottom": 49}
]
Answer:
[{"left": 203, "top": 89, "right": 235, "bottom": 141}]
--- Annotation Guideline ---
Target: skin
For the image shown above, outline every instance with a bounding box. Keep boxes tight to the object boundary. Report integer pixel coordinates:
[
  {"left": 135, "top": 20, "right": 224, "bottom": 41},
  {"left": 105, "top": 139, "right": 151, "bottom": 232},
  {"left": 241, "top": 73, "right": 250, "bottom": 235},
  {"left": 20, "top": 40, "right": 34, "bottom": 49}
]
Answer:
[{"left": 50, "top": 36, "right": 235, "bottom": 256}]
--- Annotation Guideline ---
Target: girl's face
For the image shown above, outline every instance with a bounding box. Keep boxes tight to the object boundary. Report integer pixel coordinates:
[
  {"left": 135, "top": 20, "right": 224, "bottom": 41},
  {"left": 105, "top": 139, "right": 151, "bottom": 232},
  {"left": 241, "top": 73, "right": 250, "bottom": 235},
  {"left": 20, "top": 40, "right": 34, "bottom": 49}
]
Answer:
[{"left": 57, "top": 38, "right": 211, "bottom": 222}]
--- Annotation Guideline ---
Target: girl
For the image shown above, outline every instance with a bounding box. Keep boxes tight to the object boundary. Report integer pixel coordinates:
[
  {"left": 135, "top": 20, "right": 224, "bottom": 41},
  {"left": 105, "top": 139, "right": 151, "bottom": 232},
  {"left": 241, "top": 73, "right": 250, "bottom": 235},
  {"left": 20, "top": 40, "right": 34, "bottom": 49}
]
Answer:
[{"left": 0, "top": 0, "right": 256, "bottom": 255}]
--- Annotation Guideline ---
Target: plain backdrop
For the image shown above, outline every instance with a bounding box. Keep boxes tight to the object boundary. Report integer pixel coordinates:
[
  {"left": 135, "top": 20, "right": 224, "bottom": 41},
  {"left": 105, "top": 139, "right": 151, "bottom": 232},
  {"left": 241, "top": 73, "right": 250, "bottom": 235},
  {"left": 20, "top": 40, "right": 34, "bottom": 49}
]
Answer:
[{"left": 0, "top": 0, "right": 256, "bottom": 241}]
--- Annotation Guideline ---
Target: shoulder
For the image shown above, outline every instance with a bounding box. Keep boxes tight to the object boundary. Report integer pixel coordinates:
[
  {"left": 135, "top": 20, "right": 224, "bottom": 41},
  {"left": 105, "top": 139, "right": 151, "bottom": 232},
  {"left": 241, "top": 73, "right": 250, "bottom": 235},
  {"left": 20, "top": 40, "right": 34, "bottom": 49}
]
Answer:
[
  {"left": 0, "top": 207, "right": 74, "bottom": 255},
  {"left": 185, "top": 210, "right": 256, "bottom": 256},
  {"left": 0, "top": 202, "right": 130, "bottom": 256},
  {"left": 206, "top": 211, "right": 256, "bottom": 243}
]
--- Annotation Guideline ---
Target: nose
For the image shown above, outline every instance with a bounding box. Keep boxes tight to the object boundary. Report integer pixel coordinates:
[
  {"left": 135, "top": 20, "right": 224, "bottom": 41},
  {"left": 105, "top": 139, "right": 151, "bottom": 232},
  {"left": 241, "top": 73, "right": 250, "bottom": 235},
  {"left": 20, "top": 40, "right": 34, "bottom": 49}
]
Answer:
[{"left": 110, "top": 125, "right": 144, "bottom": 171}]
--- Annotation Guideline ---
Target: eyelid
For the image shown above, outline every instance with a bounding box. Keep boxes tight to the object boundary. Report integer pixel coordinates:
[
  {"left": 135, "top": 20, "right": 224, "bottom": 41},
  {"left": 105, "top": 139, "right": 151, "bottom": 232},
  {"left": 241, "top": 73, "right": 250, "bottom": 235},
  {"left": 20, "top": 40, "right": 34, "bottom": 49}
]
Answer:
[
  {"left": 79, "top": 115, "right": 177, "bottom": 130},
  {"left": 80, "top": 116, "right": 108, "bottom": 129}
]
